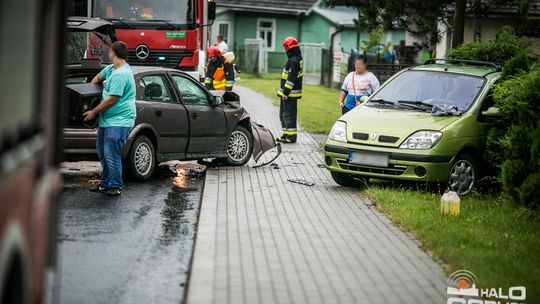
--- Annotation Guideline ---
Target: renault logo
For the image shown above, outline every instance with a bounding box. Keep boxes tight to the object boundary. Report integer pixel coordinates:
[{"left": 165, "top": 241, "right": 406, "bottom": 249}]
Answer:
[{"left": 135, "top": 44, "right": 149, "bottom": 60}]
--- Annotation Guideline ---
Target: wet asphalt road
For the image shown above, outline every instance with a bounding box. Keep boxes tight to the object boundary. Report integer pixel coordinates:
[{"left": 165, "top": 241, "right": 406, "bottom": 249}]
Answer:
[{"left": 52, "top": 163, "right": 203, "bottom": 304}]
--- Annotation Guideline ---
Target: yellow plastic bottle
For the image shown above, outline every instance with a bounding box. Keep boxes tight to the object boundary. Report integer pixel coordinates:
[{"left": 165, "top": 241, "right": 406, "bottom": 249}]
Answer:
[{"left": 441, "top": 190, "right": 460, "bottom": 216}]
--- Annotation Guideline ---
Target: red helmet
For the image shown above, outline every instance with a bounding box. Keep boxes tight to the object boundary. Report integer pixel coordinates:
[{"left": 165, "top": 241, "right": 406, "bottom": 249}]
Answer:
[
  {"left": 207, "top": 46, "right": 221, "bottom": 58},
  {"left": 282, "top": 36, "right": 299, "bottom": 52}
]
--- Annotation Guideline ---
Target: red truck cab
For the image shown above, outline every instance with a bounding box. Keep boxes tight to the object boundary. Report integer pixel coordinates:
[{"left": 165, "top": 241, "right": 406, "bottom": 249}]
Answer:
[{"left": 90, "top": 0, "right": 216, "bottom": 80}]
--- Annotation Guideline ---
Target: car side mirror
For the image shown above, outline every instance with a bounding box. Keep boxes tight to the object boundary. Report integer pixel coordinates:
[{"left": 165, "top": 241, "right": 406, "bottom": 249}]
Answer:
[
  {"left": 481, "top": 106, "right": 501, "bottom": 117},
  {"left": 360, "top": 96, "right": 369, "bottom": 104},
  {"left": 212, "top": 95, "right": 223, "bottom": 107}
]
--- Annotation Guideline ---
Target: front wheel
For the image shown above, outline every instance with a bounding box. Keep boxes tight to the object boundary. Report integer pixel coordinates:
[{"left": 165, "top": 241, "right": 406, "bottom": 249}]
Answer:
[
  {"left": 126, "top": 135, "right": 156, "bottom": 181},
  {"left": 448, "top": 153, "right": 477, "bottom": 195},
  {"left": 221, "top": 125, "right": 253, "bottom": 166}
]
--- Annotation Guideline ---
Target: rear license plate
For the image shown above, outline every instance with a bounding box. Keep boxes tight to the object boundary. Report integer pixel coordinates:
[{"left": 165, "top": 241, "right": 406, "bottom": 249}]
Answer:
[{"left": 348, "top": 151, "right": 389, "bottom": 167}]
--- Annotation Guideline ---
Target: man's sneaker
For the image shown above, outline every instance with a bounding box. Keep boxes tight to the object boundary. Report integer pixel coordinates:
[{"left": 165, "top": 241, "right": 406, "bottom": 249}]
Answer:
[
  {"left": 104, "top": 188, "right": 121, "bottom": 196},
  {"left": 89, "top": 185, "right": 108, "bottom": 193}
]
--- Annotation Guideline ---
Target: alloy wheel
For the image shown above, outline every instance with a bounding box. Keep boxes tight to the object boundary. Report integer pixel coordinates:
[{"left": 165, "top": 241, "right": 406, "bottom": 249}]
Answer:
[
  {"left": 227, "top": 131, "right": 249, "bottom": 162},
  {"left": 449, "top": 159, "right": 475, "bottom": 195}
]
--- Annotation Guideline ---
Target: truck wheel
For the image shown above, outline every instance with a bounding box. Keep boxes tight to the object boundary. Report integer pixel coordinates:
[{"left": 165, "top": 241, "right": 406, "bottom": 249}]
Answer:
[
  {"left": 330, "top": 171, "right": 367, "bottom": 187},
  {"left": 222, "top": 125, "right": 253, "bottom": 166},
  {"left": 126, "top": 135, "right": 155, "bottom": 182},
  {"left": 448, "top": 153, "right": 477, "bottom": 195}
]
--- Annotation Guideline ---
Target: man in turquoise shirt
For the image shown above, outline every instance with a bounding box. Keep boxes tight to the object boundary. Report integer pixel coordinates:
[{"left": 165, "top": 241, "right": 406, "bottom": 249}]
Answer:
[{"left": 83, "top": 41, "right": 136, "bottom": 196}]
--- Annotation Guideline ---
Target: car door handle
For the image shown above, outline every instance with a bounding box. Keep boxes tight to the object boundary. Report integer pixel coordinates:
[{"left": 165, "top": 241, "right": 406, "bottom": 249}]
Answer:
[
  {"left": 191, "top": 112, "right": 198, "bottom": 119},
  {"left": 155, "top": 110, "right": 162, "bottom": 118}
]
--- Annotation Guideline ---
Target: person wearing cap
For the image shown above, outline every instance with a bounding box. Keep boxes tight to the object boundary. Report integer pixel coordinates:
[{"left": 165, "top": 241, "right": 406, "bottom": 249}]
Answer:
[
  {"left": 204, "top": 46, "right": 235, "bottom": 91},
  {"left": 277, "top": 36, "right": 303, "bottom": 144}
]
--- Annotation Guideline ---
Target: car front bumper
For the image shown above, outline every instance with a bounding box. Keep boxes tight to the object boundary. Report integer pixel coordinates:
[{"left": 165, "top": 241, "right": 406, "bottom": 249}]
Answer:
[{"left": 324, "top": 140, "right": 454, "bottom": 183}]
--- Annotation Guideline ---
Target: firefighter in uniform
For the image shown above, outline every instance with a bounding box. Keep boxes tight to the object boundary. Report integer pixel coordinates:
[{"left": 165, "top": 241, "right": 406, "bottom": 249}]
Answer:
[
  {"left": 204, "top": 46, "right": 235, "bottom": 91},
  {"left": 277, "top": 37, "right": 303, "bottom": 143}
]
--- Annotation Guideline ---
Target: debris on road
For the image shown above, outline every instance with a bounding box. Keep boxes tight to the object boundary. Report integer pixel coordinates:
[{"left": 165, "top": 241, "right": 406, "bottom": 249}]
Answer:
[
  {"left": 160, "top": 161, "right": 207, "bottom": 189},
  {"left": 287, "top": 179, "right": 315, "bottom": 186}
]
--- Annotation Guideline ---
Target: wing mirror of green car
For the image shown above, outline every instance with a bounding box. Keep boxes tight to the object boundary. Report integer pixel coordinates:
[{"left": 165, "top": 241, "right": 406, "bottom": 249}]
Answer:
[
  {"left": 360, "top": 95, "right": 369, "bottom": 104},
  {"left": 481, "top": 106, "right": 501, "bottom": 117}
]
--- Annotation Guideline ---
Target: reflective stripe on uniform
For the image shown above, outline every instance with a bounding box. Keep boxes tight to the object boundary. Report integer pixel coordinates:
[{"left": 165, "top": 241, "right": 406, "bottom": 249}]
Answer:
[
  {"left": 277, "top": 89, "right": 302, "bottom": 98},
  {"left": 204, "top": 77, "right": 212, "bottom": 84}
]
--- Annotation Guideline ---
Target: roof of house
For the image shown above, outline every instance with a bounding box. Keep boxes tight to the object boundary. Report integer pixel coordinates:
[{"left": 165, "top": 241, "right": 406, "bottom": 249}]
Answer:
[
  {"left": 312, "top": 4, "right": 357, "bottom": 27},
  {"left": 217, "top": 0, "right": 318, "bottom": 14}
]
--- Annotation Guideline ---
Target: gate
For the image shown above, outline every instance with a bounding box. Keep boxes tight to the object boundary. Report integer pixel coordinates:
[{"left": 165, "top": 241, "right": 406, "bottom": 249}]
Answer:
[
  {"left": 299, "top": 43, "right": 323, "bottom": 85},
  {"left": 243, "top": 38, "right": 267, "bottom": 75}
]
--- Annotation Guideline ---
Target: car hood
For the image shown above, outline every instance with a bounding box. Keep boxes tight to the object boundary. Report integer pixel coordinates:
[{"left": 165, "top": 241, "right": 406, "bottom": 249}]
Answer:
[{"left": 340, "top": 105, "right": 461, "bottom": 147}]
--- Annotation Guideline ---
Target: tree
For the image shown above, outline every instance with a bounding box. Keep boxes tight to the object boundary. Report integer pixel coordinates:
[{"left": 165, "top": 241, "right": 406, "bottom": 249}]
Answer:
[{"left": 324, "top": 0, "right": 534, "bottom": 50}]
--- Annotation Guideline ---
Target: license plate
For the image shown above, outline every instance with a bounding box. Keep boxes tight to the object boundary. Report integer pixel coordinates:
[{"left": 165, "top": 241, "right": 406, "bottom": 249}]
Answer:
[{"left": 348, "top": 151, "right": 389, "bottom": 167}]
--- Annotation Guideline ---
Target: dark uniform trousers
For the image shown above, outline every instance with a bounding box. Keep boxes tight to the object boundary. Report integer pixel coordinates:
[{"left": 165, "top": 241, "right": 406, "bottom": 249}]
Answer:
[{"left": 279, "top": 97, "right": 298, "bottom": 134}]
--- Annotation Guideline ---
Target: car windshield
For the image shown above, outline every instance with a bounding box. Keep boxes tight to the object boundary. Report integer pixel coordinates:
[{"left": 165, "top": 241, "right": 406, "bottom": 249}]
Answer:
[
  {"left": 66, "top": 30, "right": 112, "bottom": 64},
  {"left": 368, "top": 70, "right": 485, "bottom": 112},
  {"left": 93, "top": 0, "right": 194, "bottom": 24}
]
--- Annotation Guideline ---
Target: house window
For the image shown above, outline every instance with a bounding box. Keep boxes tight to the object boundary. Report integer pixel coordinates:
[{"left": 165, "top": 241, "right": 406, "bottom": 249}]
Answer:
[
  {"left": 257, "top": 18, "right": 275, "bottom": 50},
  {"left": 217, "top": 22, "right": 230, "bottom": 43}
]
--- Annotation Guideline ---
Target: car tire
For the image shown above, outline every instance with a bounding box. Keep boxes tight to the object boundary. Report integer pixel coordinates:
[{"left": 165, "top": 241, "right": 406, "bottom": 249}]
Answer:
[
  {"left": 222, "top": 125, "right": 253, "bottom": 166},
  {"left": 448, "top": 153, "right": 477, "bottom": 195},
  {"left": 126, "top": 135, "right": 155, "bottom": 182},
  {"left": 330, "top": 171, "right": 367, "bottom": 187}
]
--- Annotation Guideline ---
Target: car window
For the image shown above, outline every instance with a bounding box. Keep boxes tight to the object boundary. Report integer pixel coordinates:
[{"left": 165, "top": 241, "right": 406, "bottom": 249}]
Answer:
[
  {"left": 138, "top": 75, "right": 173, "bottom": 102},
  {"left": 172, "top": 75, "right": 209, "bottom": 106},
  {"left": 370, "top": 70, "right": 485, "bottom": 112}
]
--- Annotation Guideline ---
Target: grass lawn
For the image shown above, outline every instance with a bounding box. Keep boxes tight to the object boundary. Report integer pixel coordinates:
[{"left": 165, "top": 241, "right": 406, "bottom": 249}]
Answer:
[
  {"left": 238, "top": 73, "right": 341, "bottom": 134},
  {"left": 240, "top": 73, "right": 540, "bottom": 302},
  {"left": 366, "top": 184, "right": 540, "bottom": 302}
]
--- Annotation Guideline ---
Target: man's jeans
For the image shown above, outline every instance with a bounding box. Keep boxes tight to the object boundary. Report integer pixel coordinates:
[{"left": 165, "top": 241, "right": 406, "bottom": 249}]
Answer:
[{"left": 96, "top": 127, "right": 131, "bottom": 189}]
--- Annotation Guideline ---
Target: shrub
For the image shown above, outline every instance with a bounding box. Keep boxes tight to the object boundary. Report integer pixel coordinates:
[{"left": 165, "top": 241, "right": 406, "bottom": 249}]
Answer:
[
  {"left": 491, "top": 66, "right": 540, "bottom": 208},
  {"left": 446, "top": 26, "right": 531, "bottom": 64}
]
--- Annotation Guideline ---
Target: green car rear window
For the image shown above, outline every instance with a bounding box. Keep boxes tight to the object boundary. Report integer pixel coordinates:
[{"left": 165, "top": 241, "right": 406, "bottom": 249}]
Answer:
[{"left": 371, "top": 70, "right": 485, "bottom": 112}]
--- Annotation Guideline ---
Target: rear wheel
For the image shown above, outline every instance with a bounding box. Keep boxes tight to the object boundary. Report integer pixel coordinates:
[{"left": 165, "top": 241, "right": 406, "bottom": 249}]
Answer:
[
  {"left": 330, "top": 171, "right": 367, "bottom": 187},
  {"left": 126, "top": 135, "right": 155, "bottom": 181},
  {"left": 222, "top": 125, "right": 253, "bottom": 166},
  {"left": 448, "top": 153, "right": 477, "bottom": 195}
]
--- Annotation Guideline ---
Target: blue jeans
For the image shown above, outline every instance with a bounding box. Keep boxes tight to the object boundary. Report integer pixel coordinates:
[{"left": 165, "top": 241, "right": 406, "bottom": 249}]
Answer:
[{"left": 96, "top": 127, "right": 131, "bottom": 189}]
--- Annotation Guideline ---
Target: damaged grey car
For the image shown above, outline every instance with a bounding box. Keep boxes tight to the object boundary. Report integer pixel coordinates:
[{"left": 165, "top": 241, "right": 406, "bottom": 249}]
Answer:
[{"left": 63, "top": 17, "right": 278, "bottom": 181}]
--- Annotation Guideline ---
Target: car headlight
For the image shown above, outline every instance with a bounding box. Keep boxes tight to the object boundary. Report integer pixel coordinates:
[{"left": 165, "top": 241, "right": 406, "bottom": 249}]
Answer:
[
  {"left": 328, "top": 121, "right": 347, "bottom": 142},
  {"left": 399, "top": 131, "right": 442, "bottom": 149}
]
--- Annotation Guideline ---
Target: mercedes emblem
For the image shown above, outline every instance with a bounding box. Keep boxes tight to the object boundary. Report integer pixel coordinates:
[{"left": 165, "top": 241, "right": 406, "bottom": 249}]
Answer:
[{"left": 135, "top": 44, "right": 150, "bottom": 60}]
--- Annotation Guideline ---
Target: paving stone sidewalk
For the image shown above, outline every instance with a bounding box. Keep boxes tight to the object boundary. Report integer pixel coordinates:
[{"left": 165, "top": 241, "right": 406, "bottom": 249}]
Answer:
[{"left": 186, "top": 85, "right": 447, "bottom": 304}]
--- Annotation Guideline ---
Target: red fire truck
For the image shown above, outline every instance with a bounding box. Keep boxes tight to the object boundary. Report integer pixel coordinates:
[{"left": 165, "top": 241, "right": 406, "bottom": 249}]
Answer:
[{"left": 87, "top": 0, "right": 216, "bottom": 80}]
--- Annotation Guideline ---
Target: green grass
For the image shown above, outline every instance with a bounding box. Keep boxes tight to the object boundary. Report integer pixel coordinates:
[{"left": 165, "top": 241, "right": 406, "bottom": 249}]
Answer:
[
  {"left": 366, "top": 184, "right": 540, "bottom": 302},
  {"left": 238, "top": 73, "right": 341, "bottom": 133}
]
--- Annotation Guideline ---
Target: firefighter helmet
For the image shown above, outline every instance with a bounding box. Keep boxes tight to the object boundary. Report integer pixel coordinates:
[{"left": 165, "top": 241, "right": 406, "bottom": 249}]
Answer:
[
  {"left": 282, "top": 37, "right": 299, "bottom": 52},
  {"left": 207, "top": 46, "right": 221, "bottom": 58}
]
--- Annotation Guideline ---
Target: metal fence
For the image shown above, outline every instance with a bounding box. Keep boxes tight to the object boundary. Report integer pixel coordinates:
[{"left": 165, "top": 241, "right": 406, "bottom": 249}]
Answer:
[
  {"left": 243, "top": 38, "right": 267, "bottom": 76},
  {"left": 299, "top": 43, "right": 324, "bottom": 85}
]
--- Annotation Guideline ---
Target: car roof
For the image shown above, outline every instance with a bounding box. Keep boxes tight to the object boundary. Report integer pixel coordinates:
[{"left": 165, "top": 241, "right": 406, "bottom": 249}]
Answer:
[
  {"left": 411, "top": 60, "right": 502, "bottom": 79},
  {"left": 130, "top": 66, "right": 186, "bottom": 74}
]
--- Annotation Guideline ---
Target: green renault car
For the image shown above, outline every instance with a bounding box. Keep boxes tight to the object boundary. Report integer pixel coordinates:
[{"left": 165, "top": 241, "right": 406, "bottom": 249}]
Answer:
[{"left": 324, "top": 59, "right": 502, "bottom": 195}]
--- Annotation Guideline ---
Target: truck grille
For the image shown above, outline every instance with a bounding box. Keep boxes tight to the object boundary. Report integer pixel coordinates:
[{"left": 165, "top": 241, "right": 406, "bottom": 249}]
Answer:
[
  {"left": 127, "top": 50, "right": 192, "bottom": 68},
  {"left": 337, "top": 160, "right": 406, "bottom": 176}
]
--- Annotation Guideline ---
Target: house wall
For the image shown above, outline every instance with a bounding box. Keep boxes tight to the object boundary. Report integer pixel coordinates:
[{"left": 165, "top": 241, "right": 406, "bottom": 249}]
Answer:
[
  {"left": 231, "top": 12, "right": 301, "bottom": 70},
  {"left": 211, "top": 10, "right": 236, "bottom": 49}
]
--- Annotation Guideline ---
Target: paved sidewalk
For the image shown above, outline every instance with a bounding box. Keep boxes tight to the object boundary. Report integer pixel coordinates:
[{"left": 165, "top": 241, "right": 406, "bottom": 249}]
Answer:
[{"left": 186, "top": 86, "right": 447, "bottom": 304}]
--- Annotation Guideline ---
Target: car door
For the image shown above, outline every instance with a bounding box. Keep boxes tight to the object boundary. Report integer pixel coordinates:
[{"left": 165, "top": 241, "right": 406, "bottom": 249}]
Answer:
[
  {"left": 137, "top": 73, "right": 189, "bottom": 154},
  {"left": 169, "top": 74, "right": 228, "bottom": 153}
]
